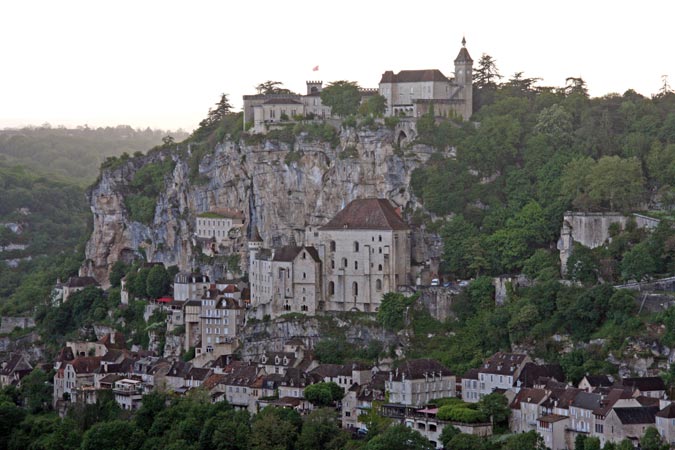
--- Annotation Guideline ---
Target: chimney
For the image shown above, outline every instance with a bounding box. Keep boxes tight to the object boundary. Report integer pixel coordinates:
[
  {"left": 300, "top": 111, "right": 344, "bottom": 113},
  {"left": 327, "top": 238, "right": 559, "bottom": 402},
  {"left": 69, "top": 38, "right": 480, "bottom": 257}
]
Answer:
[{"left": 110, "top": 333, "right": 115, "bottom": 345}]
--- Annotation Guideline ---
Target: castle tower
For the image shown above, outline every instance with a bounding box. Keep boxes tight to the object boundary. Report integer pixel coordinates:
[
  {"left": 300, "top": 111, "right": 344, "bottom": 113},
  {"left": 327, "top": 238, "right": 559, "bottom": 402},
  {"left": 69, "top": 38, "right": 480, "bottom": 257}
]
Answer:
[
  {"left": 248, "top": 226, "right": 263, "bottom": 254},
  {"left": 306, "top": 81, "right": 323, "bottom": 95},
  {"left": 454, "top": 37, "right": 473, "bottom": 119}
]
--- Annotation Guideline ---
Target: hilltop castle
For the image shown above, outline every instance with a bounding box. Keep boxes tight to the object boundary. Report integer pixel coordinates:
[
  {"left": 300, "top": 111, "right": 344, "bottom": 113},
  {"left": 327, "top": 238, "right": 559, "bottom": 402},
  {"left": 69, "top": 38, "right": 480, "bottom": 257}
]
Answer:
[{"left": 242, "top": 39, "right": 473, "bottom": 133}]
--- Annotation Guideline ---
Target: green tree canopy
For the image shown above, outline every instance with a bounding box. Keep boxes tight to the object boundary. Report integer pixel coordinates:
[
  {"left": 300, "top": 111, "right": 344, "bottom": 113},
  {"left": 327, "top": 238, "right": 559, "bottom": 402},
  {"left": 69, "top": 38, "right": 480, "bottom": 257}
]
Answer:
[
  {"left": 320, "top": 81, "right": 361, "bottom": 118},
  {"left": 363, "top": 424, "right": 431, "bottom": 450}
]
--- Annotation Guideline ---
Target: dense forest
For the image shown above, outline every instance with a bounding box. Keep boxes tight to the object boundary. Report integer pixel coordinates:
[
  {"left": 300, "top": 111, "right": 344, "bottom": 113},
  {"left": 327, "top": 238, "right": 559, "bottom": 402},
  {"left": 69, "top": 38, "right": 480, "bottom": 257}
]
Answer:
[{"left": 0, "top": 125, "right": 188, "bottom": 183}]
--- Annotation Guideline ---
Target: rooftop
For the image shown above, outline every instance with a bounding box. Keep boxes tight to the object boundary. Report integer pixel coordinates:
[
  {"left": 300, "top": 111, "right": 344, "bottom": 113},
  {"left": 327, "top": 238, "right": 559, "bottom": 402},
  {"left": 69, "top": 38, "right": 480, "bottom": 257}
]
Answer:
[{"left": 320, "top": 198, "right": 408, "bottom": 231}]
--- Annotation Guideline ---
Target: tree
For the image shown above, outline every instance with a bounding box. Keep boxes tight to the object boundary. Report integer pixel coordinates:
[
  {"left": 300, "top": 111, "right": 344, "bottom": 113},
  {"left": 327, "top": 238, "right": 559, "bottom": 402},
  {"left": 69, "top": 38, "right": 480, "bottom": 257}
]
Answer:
[
  {"left": 377, "top": 293, "right": 414, "bottom": 330},
  {"left": 588, "top": 156, "right": 645, "bottom": 211},
  {"left": 363, "top": 424, "right": 431, "bottom": 450},
  {"left": 359, "top": 95, "right": 387, "bottom": 117},
  {"left": 250, "top": 408, "right": 299, "bottom": 450},
  {"left": 199, "top": 410, "right": 251, "bottom": 450},
  {"left": 199, "top": 94, "right": 233, "bottom": 130},
  {"left": 320, "top": 81, "right": 361, "bottom": 117},
  {"left": 81, "top": 420, "right": 137, "bottom": 450},
  {"left": 621, "top": 241, "right": 657, "bottom": 282},
  {"left": 146, "top": 264, "right": 170, "bottom": 299},
  {"left": 447, "top": 433, "right": 486, "bottom": 450},
  {"left": 255, "top": 81, "right": 292, "bottom": 95},
  {"left": 641, "top": 426, "right": 669, "bottom": 450},
  {"left": 303, "top": 382, "right": 343, "bottom": 407},
  {"left": 503, "top": 430, "right": 547, "bottom": 450},
  {"left": 584, "top": 436, "right": 601, "bottom": 450},
  {"left": 477, "top": 393, "right": 509, "bottom": 427},
  {"left": 297, "top": 408, "right": 348, "bottom": 450},
  {"left": 109, "top": 261, "right": 129, "bottom": 288},
  {"left": 439, "top": 424, "right": 460, "bottom": 448},
  {"left": 0, "top": 401, "right": 26, "bottom": 450},
  {"left": 19, "top": 368, "right": 53, "bottom": 413},
  {"left": 474, "top": 54, "right": 502, "bottom": 89},
  {"left": 162, "top": 135, "right": 175, "bottom": 146}
]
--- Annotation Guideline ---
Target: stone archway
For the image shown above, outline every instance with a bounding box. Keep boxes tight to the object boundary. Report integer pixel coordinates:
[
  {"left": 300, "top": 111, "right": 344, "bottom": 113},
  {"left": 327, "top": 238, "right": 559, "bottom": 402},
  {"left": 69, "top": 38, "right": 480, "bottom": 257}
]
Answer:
[{"left": 397, "top": 130, "right": 408, "bottom": 147}]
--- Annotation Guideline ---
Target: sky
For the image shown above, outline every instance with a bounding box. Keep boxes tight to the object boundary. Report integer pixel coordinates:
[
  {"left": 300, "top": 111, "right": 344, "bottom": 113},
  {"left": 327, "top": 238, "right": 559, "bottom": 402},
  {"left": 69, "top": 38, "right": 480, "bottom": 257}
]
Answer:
[{"left": 1, "top": 0, "right": 674, "bottom": 132}]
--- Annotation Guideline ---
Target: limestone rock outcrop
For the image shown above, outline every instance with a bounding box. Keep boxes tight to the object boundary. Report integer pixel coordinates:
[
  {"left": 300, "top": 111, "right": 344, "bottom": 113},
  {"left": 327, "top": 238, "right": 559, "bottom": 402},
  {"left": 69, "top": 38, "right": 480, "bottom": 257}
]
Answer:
[{"left": 82, "top": 127, "right": 443, "bottom": 287}]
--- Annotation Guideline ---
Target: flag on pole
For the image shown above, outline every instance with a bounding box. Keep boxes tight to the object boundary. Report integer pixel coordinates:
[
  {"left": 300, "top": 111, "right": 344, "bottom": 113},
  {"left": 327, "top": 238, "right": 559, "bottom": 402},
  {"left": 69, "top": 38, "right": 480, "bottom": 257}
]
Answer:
[{"left": 312, "top": 65, "right": 319, "bottom": 71}]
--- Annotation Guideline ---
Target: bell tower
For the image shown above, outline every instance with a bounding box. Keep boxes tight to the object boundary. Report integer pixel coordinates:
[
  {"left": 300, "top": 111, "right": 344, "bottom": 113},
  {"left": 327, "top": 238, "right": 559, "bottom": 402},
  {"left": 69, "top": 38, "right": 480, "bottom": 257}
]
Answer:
[{"left": 453, "top": 37, "right": 474, "bottom": 120}]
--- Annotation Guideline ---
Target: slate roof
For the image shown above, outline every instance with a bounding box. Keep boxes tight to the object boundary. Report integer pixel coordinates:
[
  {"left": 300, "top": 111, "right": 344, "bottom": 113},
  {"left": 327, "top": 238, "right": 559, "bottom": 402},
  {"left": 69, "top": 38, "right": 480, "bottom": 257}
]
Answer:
[
  {"left": 517, "top": 362, "right": 565, "bottom": 387},
  {"left": 462, "top": 368, "right": 479, "bottom": 380},
  {"left": 310, "top": 364, "right": 352, "bottom": 378},
  {"left": 320, "top": 198, "right": 408, "bottom": 231},
  {"left": 69, "top": 357, "right": 102, "bottom": 374},
  {"left": 389, "top": 359, "right": 452, "bottom": 381},
  {"left": 0, "top": 354, "right": 32, "bottom": 375},
  {"left": 613, "top": 406, "right": 659, "bottom": 425},
  {"left": 621, "top": 377, "right": 666, "bottom": 393},
  {"left": 572, "top": 391, "right": 602, "bottom": 411},
  {"left": 166, "top": 361, "right": 191, "bottom": 378},
  {"left": 272, "top": 245, "right": 320, "bottom": 263},
  {"left": 379, "top": 69, "right": 449, "bottom": 84},
  {"left": 582, "top": 374, "right": 613, "bottom": 388},
  {"left": 221, "top": 363, "right": 258, "bottom": 387},
  {"left": 454, "top": 47, "right": 473, "bottom": 63},
  {"left": 510, "top": 388, "right": 549, "bottom": 410},
  {"left": 98, "top": 332, "right": 127, "bottom": 350},
  {"left": 263, "top": 98, "right": 302, "bottom": 105},
  {"left": 656, "top": 403, "right": 675, "bottom": 419},
  {"left": 479, "top": 352, "right": 528, "bottom": 376},
  {"left": 593, "top": 388, "right": 634, "bottom": 416},
  {"left": 186, "top": 367, "right": 212, "bottom": 381}
]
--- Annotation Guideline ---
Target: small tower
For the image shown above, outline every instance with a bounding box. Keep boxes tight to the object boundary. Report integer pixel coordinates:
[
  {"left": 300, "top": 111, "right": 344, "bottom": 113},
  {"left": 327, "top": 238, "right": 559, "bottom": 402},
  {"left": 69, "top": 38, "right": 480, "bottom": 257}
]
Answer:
[
  {"left": 306, "top": 81, "right": 323, "bottom": 95},
  {"left": 453, "top": 37, "right": 473, "bottom": 119},
  {"left": 248, "top": 226, "right": 263, "bottom": 253}
]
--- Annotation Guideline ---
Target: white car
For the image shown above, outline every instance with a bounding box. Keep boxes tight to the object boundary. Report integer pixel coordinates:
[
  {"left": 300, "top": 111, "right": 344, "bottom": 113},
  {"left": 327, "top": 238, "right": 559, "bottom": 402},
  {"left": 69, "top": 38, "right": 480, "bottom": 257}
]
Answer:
[{"left": 430, "top": 278, "right": 440, "bottom": 286}]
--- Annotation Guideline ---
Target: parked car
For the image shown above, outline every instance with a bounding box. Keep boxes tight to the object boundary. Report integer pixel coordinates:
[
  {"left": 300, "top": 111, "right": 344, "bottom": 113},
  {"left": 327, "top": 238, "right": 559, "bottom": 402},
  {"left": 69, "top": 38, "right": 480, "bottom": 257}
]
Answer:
[{"left": 431, "top": 278, "right": 440, "bottom": 286}]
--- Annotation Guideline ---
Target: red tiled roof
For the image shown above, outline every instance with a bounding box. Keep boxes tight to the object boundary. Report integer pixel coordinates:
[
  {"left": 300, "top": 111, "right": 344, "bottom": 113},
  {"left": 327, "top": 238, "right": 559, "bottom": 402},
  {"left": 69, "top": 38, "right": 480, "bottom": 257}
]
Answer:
[{"left": 320, "top": 198, "right": 408, "bottom": 231}]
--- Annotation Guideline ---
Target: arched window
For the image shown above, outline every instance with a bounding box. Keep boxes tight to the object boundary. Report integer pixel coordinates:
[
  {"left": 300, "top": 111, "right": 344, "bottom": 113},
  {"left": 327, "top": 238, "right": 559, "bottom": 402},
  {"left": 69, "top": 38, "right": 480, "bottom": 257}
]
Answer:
[
  {"left": 354, "top": 241, "right": 359, "bottom": 252},
  {"left": 331, "top": 259, "right": 335, "bottom": 269},
  {"left": 378, "top": 264, "right": 383, "bottom": 271},
  {"left": 301, "top": 305, "right": 308, "bottom": 311},
  {"left": 302, "top": 252, "right": 306, "bottom": 259},
  {"left": 354, "top": 261, "right": 358, "bottom": 270},
  {"left": 379, "top": 247, "right": 382, "bottom": 254},
  {"left": 302, "top": 272, "right": 306, "bottom": 279},
  {"left": 342, "top": 258, "right": 348, "bottom": 268},
  {"left": 376, "top": 279, "right": 382, "bottom": 291},
  {"left": 330, "top": 241, "right": 336, "bottom": 252},
  {"left": 328, "top": 281, "right": 335, "bottom": 296},
  {"left": 352, "top": 282, "right": 358, "bottom": 296},
  {"left": 378, "top": 235, "right": 382, "bottom": 242}
]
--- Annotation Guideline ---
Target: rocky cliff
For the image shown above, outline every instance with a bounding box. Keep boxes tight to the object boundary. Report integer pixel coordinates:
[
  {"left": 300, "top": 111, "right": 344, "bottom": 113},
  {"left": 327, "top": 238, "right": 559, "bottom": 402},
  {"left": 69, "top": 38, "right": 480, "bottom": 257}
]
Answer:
[{"left": 82, "top": 127, "right": 443, "bottom": 286}]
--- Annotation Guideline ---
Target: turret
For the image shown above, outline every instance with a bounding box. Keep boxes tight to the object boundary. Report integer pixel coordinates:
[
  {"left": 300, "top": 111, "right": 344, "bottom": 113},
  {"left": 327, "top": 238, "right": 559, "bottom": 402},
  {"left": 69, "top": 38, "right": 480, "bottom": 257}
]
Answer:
[
  {"left": 454, "top": 37, "right": 474, "bottom": 120},
  {"left": 454, "top": 36, "right": 473, "bottom": 85},
  {"left": 306, "top": 81, "right": 323, "bottom": 95}
]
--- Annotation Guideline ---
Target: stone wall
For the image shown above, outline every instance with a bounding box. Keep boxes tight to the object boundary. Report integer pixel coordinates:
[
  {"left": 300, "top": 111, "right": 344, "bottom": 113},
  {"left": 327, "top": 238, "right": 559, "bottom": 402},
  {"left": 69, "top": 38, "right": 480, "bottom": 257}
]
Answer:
[
  {"left": 558, "top": 212, "right": 661, "bottom": 275},
  {"left": 0, "top": 317, "right": 36, "bottom": 335}
]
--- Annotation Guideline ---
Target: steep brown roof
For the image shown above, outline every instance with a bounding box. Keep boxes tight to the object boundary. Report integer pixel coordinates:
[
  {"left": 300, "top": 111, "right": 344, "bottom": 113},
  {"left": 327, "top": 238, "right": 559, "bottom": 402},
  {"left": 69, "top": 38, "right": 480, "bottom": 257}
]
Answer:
[
  {"left": 621, "top": 377, "right": 666, "bottom": 393},
  {"left": 379, "top": 69, "right": 449, "bottom": 84},
  {"left": 320, "top": 198, "right": 408, "bottom": 231},
  {"left": 656, "top": 403, "right": 675, "bottom": 419},
  {"left": 517, "top": 363, "right": 565, "bottom": 387},
  {"left": 454, "top": 47, "right": 473, "bottom": 63},
  {"left": 69, "top": 357, "right": 102, "bottom": 374},
  {"left": 272, "top": 246, "right": 302, "bottom": 262},
  {"left": 263, "top": 98, "right": 302, "bottom": 105},
  {"left": 479, "top": 352, "right": 528, "bottom": 376},
  {"left": 390, "top": 359, "right": 452, "bottom": 381}
]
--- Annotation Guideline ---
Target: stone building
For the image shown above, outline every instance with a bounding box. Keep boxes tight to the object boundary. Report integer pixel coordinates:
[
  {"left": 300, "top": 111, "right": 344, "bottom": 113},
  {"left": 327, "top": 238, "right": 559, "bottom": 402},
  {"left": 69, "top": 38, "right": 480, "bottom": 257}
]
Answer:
[
  {"left": 379, "top": 38, "right": 473, "bottom": 121},
  {"left": 385, "top": 359, "right": 455, "bottom": 407},
  {"left": 243, "top": 82, "right": 333, "bottom": 134},
  {"left": 194, "top": 209, "right": 245, "bottom": 256},
  {"left": 197, "top": 284, "right": 245, "bottom": 357},
  {"left": 310, "top": 198, "right": 411, "bottom": 313},
  {"left": 248, "top": 239, "right": 322, "bottom": 320}
]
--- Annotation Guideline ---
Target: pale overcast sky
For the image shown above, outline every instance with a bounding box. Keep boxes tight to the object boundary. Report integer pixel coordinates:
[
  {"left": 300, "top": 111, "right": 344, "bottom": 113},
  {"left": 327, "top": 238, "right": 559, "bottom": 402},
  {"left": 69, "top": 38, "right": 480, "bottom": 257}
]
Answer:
[{"left": 1, "top": 0, "right": 673, "bottom": 131}]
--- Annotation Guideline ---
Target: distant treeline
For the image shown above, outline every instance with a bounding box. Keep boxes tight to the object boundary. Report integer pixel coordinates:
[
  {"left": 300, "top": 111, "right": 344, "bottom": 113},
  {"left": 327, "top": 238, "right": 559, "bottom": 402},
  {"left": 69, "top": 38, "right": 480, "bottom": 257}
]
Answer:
[{"left": 0, "top": 125, "right": 189, "bottom": 183}]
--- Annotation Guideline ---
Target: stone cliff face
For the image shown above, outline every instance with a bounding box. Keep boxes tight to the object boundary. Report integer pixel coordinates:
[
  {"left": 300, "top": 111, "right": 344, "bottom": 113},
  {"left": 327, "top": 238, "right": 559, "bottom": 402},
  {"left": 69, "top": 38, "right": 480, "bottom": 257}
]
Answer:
[{"left": 83, "top": 127, "right": 442, "bottom": 286}]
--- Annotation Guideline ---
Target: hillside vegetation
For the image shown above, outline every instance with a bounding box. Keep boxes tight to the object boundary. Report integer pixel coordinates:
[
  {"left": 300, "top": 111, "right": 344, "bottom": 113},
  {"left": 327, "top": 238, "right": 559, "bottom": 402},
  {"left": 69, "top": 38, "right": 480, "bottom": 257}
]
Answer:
[{"left": 0, "top": 125, "right": 188, "bottom": 183}]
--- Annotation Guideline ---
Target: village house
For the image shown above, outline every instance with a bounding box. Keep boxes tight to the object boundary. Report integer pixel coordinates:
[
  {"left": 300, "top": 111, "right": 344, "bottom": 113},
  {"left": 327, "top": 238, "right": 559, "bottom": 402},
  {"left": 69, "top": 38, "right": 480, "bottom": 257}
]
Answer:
[
  {"left": 341, "top": 371, "right": 389, "bottom": 430},
  {"left": 603, "top": 406, "right": 660, "bottom": 446},
  {"left": 112, "top": 378, "right": 145, "bottom": 411},
  {"left": 248, "top": 237, "right": 322, "bottom": 320},
  {"left": 0, "top": 353, "right": 33, "bottom": 388},
  {"left": 197, "top": 284, "right": 245, "bottom": 358},
  {"left": 655, "top": 402, "right": 675, "bottom": 446},
  {"left": 579, "top": 374, "right": 613, "bottom": 392},
  {"left": 621, "top": 376, "right": 667, "bottom": 398},
  {"left": 53, "top": 276, "right": 99, "bottom": 304},
  {"left": 464, "top": 352, "right": 531, "bottom": 403},
  {"left": 53, "top": 356, "right": 102, "bottom": 408},
  {"left": 194, "top": 209, "right": 246, "bottom": 257},
  {"left": 385, "top": 359, "right": 455, "bottom": 407}
]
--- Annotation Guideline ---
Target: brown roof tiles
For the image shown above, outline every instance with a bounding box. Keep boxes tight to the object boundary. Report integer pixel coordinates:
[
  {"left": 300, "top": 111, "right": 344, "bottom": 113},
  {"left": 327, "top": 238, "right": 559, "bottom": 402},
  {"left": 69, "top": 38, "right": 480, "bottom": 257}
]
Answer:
[{"left": 320, "top": 198, "right": 408, "bottom": 231}]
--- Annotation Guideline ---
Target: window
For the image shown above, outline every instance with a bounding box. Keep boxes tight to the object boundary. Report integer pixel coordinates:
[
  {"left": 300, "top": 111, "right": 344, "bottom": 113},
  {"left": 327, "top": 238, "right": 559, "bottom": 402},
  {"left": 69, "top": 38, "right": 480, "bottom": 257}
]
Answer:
[
  {"left": 352, "top": 282, "right": 358, "bottom": 296},
  {"left": 342, "top": 258, "right": 348, "bottom": 268},
  {"left": 379, "top": 247, "right": 382, "bottom": 254},
  {"left": 353, "top": 241, "right": 359, "bottom": 252},
  {"left": 378, "top": 264, "right": 383, "bottom": 271},
  {"left": 328, "top": 281, "right": 335, "bottom": 295},
  {"left": 376, "top": 279, "right": 382, "bottom": 291},
  {"left": 303, "top": 272, "right": 306, "bottom": 279},
  {"left": 331, "top": 259, "right": 335, "bottom": 269},
  {"left": 330, "top": 241, "right": 336, "bottom": 252},
  {"left": 354, "top": 261, "right": 358, "bottom": 270},
  {"left": 378, "top": 235, "right": 382, "bottom": 242},
  {"left": 302, "top": 252, "right": 306, "bottom": 259}
]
